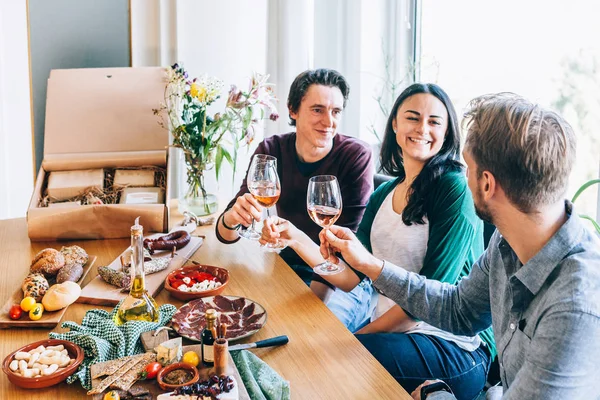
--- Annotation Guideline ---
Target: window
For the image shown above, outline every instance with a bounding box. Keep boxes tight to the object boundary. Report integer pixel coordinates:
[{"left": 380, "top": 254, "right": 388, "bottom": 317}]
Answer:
[{"left": 418, "top": 0, "right": 600, "bottom": 220}]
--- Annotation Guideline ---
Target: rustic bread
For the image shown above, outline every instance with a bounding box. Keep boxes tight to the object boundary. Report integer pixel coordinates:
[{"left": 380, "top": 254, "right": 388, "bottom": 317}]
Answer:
[
  {"left": 22, "top": 273, "right": 50, "bottom": 302},
  {"left": 41, "top": 281, "right": 81, "bottom": 311},
  {"left": 56, "top": 262, "right": 84, "bottom": 283},
  {"left": 60, "top": 245, "right": 88, "bottom": 268},
  {"left": 30, "top": 248, "right": 65, "bottom": 276}
]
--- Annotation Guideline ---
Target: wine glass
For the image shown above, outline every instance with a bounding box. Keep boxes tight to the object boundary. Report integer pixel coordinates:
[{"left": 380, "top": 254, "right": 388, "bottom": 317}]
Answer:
[
  {"left": 238, "top": 155, "right": 280, "bottom": 240},
  {"left": 307, "top": 175, "right": 345, "bottom": 275}
]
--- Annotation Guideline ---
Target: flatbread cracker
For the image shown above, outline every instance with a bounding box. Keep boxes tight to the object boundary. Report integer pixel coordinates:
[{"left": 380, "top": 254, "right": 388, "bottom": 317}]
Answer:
[
  {"left": 91, "top": 354, "right": 137, "bottom": 379},
  {"left": 88, "top": 354, "right": 147, "bottom": 395},
  {"left": 110, "top": 353, "right": 156, "bottom": 391}
]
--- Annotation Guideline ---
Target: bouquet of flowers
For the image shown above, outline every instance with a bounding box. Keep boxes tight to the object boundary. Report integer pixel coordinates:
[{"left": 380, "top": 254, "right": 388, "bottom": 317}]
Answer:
[{"left": 154, "top": 63, "right": 279, "bottom": 213}]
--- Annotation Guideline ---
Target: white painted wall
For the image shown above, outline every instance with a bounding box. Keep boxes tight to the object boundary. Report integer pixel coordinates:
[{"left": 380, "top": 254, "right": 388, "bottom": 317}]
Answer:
[{"left": 0, "top": 2, "right": 34, "bottom": 219}]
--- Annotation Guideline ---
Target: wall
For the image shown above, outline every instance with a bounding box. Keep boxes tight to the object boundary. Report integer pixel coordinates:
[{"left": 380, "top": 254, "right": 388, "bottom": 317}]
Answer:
[
  {"left": 29, "top": 0, "right": 131, "bottom": 173},
  {"left": 0, "top": 2, "right": 34, "bottom": 219}
]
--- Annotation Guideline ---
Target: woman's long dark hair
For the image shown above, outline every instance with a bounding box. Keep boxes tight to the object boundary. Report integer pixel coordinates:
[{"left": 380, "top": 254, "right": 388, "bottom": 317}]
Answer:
[{"left": 379, "top": 83, "right": 463, "bottom": 225}]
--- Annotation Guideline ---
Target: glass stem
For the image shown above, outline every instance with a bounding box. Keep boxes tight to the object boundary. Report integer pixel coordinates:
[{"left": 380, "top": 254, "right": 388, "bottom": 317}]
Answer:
[{"left": 324, "top": 227, "right": 331, "bottom": 262}]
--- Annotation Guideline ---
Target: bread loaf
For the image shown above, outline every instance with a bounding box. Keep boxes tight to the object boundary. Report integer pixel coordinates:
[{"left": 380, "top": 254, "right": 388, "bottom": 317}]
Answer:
[
  {"left": 30, "top": 248, "right": 65, "bottom": 276},
  {"left": 56, "top": 263, "right": 84, "bottom": 283},
  {"left": 22, "top": 273, "right": 50, "bottom": 302},
  {"left": 60, "top": 245, "right": 88, "bottom": 268},
  {"left": 42, "top": 281, "right": 81, "bottom": 311}
]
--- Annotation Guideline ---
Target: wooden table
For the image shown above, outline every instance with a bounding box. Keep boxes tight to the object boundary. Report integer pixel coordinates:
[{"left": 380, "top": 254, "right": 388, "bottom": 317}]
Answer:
[{"left": 0, "top": 217, "right": 410, "bottom": 399}]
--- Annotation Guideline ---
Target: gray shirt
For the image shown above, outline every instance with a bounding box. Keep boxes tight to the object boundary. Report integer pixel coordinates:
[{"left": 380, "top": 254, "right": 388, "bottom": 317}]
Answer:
[{"left": 374, "top": 201, "right": 600, "bottom": 399}]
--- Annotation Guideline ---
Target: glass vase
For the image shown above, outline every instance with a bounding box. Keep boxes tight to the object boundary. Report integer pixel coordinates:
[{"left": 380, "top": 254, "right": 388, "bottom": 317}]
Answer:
[{"left": 178, "top": 164, "right": 219, "bottom": 216}]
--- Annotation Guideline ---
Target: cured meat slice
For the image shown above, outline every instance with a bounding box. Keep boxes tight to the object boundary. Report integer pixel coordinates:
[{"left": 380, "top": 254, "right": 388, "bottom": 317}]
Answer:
[
  {"left": 241, "top": 302, "right": 255, "bottom": 318},
  {"left": 219, "top": 313, "right": 233, "bottom": 325},
  {"left": 213, "top": 295, "right": 235, "bottom": 312},
  {"left": 231, "top": 297, "right": 246, "bottom": 311},
  {"left": 245, "top": 311, "right": 265, "bottom": 326},
  {"left": 228, "top": 313, "right": 242, "bottom": 327}
]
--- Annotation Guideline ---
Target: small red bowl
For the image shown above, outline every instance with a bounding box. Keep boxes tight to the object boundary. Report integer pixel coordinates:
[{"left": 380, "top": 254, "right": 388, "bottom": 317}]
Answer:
[
  {"left": 156, "top": 362, "right": 199, "bottom": 391},
  {"left": 165, "top": 264, "right": 229, "bottom": 301},
  {"left": 2, "top": 339, "right": 84, "bottom": 389}
]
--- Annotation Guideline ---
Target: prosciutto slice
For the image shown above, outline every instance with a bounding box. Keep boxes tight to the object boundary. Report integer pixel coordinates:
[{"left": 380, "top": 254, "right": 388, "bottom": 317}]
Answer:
[{"left": 171, "top": 295, "right": 266, "bottom": 341}]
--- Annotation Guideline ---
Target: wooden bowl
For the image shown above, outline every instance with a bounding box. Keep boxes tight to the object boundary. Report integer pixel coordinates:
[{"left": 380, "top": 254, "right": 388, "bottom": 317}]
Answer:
[
  {"left": 156, "top": 362, "right": 199, "bottom": 391},
  {"left": 165, "top": 264, "right": 229, "bottom": 301},
  {"left": 2, "top": 339, "right": 84, "bottom": 389}
]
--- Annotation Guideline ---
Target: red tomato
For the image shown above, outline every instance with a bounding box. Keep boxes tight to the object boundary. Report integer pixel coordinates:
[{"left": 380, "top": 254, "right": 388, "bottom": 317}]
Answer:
[
  {"left": 193, "top": 272, "right": 216, "bottom": 282},
  {"left": 144, "top": 362, "right": 162, "bottom": 379},
  {"left": 9, "top": 304, "right": 23, "bottom": 320},
  {"left": 170, "top": 279, "right": 186, "bottom": 289}
]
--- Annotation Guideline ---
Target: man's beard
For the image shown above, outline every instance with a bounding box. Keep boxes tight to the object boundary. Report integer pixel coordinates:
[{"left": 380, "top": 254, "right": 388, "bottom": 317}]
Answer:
[{"left": 474, "top": 188, "right": 494, "bottom": 224}]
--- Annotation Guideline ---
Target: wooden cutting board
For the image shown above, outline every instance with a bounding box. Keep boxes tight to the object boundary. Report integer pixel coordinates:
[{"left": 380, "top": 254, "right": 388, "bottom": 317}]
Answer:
[
  {"left": 0, "top": 256, "right": 97, "bottom": 329},
  {"left": 90, "top": 344, "right": 251, "bottom": 400},
  {"left": 78, "top": 235, "right": 203, "bottom": 306}
]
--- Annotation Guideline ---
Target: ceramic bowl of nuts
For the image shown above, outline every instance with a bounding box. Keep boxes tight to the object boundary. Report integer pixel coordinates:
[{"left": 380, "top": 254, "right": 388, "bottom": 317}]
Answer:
[{"left": 2, "top": 339, "right": 84, "bottom": 389}]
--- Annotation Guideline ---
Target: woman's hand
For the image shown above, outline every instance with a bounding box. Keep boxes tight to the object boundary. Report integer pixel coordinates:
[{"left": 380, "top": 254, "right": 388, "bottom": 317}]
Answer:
[
  {"left": 224, "top": 193, "right": 263, "bottom": 228},
  {"left": 319, "top": 225, "right": 383, "bottom": 274},
  {"left": 259, "top": 216, "right": 298, "bottom": 248}
]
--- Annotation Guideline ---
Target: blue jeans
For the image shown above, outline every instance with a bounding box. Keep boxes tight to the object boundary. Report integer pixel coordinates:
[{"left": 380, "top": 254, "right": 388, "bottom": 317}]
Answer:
[
  {"left": 356, "top": 333, "right": 491, "bottom": 400},
  {"left": 325, "top": 279, "right": 375, "bottom": 333}
]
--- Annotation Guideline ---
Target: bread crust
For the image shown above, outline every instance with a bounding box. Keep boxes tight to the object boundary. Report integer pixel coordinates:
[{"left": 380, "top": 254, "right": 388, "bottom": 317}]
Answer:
[
  {"left": 60, "top": 245, "right": 88, "bottom": 268},
  {"left": 30, "top": 248, "right": 65, "bottom": 276}
]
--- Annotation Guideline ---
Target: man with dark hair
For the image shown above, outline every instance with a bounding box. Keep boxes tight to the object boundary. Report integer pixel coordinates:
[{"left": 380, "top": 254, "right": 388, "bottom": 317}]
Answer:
[
  {"left": 216, "top": 68, "right": 375, "bottom": 331},
  {"left": 319, "top": 93, "right": 600, "bottom": 399}
]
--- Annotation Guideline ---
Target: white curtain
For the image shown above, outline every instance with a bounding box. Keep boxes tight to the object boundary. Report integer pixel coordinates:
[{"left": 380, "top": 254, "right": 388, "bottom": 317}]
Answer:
[
  {"left": 0, "top": 2, "right": 34, "bottom": 219},
  {"left": 129, "top": 0, "right": 415, "bottom": 199}
]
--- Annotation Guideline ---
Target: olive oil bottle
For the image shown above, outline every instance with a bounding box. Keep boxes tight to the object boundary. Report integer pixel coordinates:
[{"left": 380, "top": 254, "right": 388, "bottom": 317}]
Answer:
[{"left": 116, "top": 217, "right": 159, "bottom": 325}]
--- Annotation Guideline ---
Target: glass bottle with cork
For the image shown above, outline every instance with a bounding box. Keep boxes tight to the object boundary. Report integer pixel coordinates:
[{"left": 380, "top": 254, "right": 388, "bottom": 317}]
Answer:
[
  {"left": 201, "top": 309, "right": 218, "bottom": 366},
  {"left": 115, "top": 217, "right": 159, "bottom": 325}
]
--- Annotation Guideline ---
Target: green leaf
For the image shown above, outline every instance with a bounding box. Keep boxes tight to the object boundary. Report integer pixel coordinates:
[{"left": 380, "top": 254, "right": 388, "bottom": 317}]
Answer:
[
  {"left": 572, "top": 179, "right": 600, "bottom": 203},
  {"left": 215, "top": 146, "right": 224, "bottom": 179},
  {"left": 579, "top": 214, "right": 600, "bottom": 235}
]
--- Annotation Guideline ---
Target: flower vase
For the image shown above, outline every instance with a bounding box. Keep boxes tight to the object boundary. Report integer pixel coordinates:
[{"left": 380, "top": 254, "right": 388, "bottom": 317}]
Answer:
[
  {"left": 178, "top": 155, "right": 219, "bottom": 216},
  {"left": 181, "top": 185, "right": 218, "bottom": 216}
]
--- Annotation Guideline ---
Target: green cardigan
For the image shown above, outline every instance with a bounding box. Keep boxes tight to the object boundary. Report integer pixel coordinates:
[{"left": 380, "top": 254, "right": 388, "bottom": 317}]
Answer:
[{"left": 356, "top": 171, "right": 497, "bottom": 359}]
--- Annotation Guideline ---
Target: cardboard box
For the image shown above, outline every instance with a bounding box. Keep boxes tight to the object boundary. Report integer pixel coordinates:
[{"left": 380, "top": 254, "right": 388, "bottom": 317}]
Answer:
[{"left": 27, "top": 67, "right": 171, "bottom": 241}]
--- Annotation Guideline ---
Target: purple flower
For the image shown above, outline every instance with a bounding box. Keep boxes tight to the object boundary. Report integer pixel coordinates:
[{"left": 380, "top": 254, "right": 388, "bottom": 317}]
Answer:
[{"left": 269, "top": 112, "right": 279, "bottom": 121}]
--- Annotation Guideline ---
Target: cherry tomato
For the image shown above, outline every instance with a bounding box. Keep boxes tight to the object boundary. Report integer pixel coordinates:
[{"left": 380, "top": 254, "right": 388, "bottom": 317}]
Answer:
[
  {"left": 144, "top": 361, "right": 162, "bottom": 379},
  {"left": 103, "top": 391, "right": 120, "bottom": 400},
  {"left": 29, "top": 303, "right": 44, "bottom": 320},
  {"left": 9, "top": 304, "right": 22, "bottom": 320},
  {"left": 20, "top": 296, "right": 36, "bottom": 312}
]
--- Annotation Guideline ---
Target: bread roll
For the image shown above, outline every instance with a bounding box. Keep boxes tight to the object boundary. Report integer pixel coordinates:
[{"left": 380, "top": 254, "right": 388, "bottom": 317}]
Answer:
[
  {"left": 30, "top": 248, "right": 65, "bottom": 276},
  {"left": 60, "top": 245, "right": 88, "bottom": 268},
  {"left": 42, "top": 281, "right": 81, "bottom": 311},
  {"left": 22, "top": 273, "right": 50, "bottom": 302},
  {"left": 56, "top": 263, "right": 84, "bottom": 283}
]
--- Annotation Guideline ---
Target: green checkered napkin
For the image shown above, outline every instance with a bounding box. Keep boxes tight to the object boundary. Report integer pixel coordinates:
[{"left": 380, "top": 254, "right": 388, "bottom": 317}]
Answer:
[
  {"left": 232, "top": 349, "right": 290, "bottom": 400},
  {"left": 49, "top": 302, "right": 176, "bottom": 390}
]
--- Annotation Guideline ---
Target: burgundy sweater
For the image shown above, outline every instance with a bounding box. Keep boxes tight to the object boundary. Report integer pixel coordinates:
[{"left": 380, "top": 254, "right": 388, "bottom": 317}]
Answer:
[{"left": 218, "top": 132, "right": 374, "bottom": 281}]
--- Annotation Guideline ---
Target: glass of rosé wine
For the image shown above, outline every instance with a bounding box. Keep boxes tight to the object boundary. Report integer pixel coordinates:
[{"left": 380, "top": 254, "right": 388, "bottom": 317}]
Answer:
[
  {"left": 239, "top": 155, "right": 281, "bottom": 242},
  {"left": 307, "top": 175, "right": 345, "bottom": 275}
]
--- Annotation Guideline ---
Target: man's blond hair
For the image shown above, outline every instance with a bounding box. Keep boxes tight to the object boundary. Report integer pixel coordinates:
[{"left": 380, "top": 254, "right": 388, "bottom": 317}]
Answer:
[{"left": 464, "top": 93, "right": 576, "bottom": 213}]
